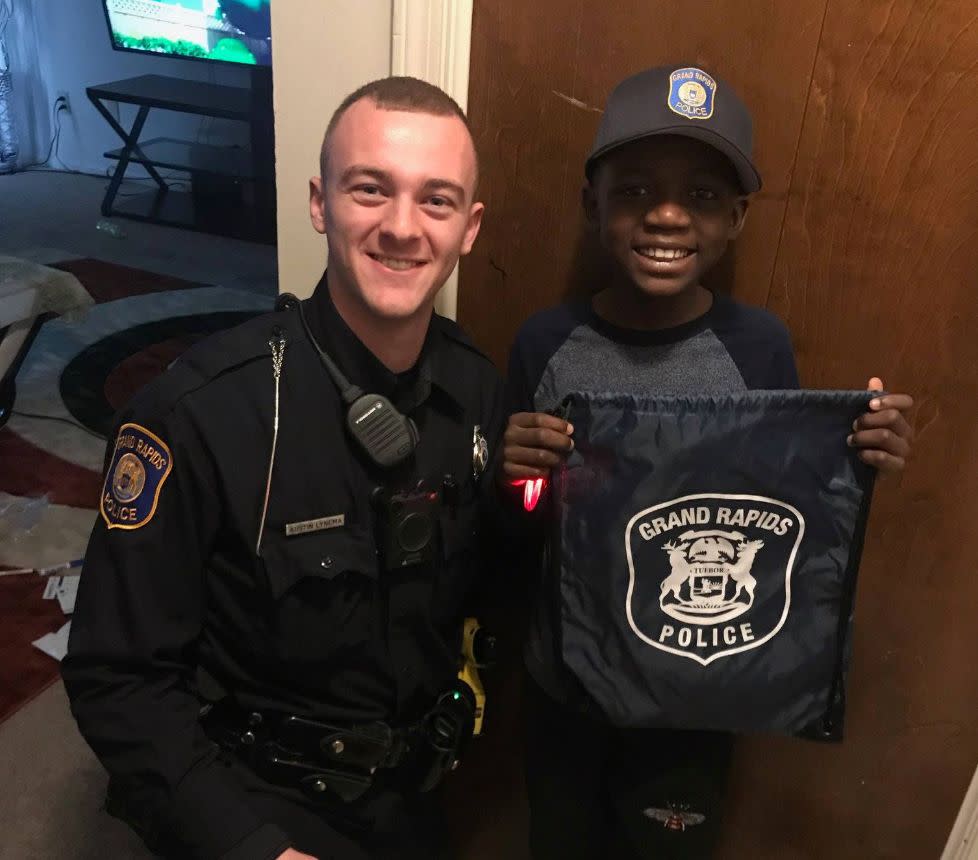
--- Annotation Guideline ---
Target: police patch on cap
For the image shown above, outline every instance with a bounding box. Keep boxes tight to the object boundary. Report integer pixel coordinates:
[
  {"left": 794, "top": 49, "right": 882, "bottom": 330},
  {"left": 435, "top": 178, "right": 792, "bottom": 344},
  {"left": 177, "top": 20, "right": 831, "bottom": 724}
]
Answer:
[
  {"left": 100, "top": 423, "right": 173, "bottom": 530},
  {"left": 667, "top": 67, "right": 717, "bottom": 120}
]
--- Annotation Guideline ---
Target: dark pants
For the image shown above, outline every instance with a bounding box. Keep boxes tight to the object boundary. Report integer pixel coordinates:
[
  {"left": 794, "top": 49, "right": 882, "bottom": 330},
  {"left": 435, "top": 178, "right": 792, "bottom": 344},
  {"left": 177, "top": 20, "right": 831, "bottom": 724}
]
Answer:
[
  {"left": 221, "top": 752, "right": 453, "bottom": 860},
  {"left": 524, "top": 678, "right": 733, "bottom": 860}
]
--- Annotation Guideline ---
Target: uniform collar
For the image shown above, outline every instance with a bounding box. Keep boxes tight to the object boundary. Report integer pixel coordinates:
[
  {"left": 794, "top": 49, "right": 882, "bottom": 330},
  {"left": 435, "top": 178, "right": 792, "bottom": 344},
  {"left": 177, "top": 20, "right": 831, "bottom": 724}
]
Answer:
[{"left": 302, "top": 272, "right": 466, "bottom": 413}]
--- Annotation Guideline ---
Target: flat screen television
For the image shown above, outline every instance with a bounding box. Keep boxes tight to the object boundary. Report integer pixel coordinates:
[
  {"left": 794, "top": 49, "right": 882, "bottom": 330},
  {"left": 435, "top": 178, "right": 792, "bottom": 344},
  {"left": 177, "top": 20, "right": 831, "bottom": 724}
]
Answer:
[{"left": 101, "top": 0, "right": 271, "bottom": 67}]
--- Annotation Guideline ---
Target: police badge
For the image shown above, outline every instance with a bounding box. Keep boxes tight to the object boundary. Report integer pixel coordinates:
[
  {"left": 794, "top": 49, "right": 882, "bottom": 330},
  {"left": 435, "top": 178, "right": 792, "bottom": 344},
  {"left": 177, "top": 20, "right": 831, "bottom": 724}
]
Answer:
[{"left": 472, "top": 425, "right": 489, "bottom": 480}]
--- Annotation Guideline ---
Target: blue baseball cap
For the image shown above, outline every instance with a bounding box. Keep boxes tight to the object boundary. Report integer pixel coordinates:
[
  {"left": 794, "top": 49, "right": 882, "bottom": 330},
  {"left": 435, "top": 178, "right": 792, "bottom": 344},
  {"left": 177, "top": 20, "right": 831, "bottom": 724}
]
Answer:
[{"left": 586, "top": 65, "right": 762, "bottom": 192}]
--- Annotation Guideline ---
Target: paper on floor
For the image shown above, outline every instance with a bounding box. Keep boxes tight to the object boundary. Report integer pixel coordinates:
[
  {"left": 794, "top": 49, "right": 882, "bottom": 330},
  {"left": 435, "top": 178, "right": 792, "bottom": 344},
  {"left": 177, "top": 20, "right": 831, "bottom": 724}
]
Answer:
[
  {"left": 32, "top": 620, "right": 72, "bottom": 662},
  {"left": 40, "top": 575, "right": 79, "bottom": 614},
  {"left": 56, "top": 576, "right": 78, "bottom": 615}
]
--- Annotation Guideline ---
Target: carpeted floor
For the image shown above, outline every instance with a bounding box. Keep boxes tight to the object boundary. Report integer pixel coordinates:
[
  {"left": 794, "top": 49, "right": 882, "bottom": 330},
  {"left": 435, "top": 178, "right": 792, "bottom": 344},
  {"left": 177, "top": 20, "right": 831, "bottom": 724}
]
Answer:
[
  {"left": 0, "top": 573, "right": 70, "bottom": 725},
  {"left": 0, "top": 257, "right": 273, "bottom": 728},
  {"left": 0, "top": 681, "right": 151, "bottom": 860}
]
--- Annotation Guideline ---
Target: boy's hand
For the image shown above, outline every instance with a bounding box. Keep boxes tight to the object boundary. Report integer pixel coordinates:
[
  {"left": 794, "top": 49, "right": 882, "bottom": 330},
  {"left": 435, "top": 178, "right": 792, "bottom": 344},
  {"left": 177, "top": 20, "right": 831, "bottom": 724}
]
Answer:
[
  {"left": 847, "top": 377, "right": 914, "bottom": 472},
  {"left": 500, "top": 412, "right": 575, "bottom": 482}
]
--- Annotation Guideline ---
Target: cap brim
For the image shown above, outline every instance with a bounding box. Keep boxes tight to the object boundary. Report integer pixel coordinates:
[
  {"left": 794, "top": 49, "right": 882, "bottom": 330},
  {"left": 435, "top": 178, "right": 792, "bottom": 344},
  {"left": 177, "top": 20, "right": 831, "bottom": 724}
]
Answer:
[{"left": 586, "top": 126, "right": 762, "bottom": 193}]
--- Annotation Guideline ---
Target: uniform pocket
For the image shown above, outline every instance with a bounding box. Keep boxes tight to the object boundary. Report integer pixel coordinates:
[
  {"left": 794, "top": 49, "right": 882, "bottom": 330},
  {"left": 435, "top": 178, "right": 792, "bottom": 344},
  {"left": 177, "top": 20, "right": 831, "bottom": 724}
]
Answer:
[
  {"left": 260, "top": 527, "right": 378, "bottom": 599},
  {"left": 432, "top": 481, "right": 484, "bottom": 625},
  {"left": 439, "top": 481, "right": 480, "bottom": 564},
  {"left": 255, "top": 527, "right": 382, "bottom": 678}
]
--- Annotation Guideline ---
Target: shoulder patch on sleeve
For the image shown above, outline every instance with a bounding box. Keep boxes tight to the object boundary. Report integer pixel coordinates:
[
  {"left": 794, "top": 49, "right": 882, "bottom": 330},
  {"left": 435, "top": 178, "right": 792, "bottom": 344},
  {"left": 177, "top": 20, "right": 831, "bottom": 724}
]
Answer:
[{"left": 100, "top": 423, "right": 173, "bottom": 530}]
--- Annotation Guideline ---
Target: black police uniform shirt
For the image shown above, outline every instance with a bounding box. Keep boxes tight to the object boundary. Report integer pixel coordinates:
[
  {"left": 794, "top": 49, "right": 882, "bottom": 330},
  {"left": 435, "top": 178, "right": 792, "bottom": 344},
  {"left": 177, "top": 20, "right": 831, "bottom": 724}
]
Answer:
[
  {"left": 504, "top": 292, "right": 799, "bottom": 704},
  {"left": 62, "top": 275, "right": 505, "bottom": 860}
]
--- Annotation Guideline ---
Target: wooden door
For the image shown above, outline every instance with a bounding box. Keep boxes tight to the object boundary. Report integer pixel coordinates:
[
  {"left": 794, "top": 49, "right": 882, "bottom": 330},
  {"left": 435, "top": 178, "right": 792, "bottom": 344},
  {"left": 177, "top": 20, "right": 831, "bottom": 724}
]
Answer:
[{"left": 454, "top": 2, "right": 978, "bottom": 857}]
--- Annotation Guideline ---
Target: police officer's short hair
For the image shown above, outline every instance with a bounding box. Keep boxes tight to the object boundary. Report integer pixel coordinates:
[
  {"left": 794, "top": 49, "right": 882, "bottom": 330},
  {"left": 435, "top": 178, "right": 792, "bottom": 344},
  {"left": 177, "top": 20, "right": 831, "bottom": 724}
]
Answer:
[{"left": 320, "top": 76, "right": 478, "bottom": 183}]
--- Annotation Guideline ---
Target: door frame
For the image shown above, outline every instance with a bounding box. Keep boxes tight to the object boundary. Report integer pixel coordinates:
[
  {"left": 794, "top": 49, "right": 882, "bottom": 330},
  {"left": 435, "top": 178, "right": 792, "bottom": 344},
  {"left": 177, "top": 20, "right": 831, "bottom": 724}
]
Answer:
[
  {"left": 391, "top": 0, "right": 474, "bottom": 321},
  {"left": 944, "top": 762, "right": 978, "bottom": 859}
]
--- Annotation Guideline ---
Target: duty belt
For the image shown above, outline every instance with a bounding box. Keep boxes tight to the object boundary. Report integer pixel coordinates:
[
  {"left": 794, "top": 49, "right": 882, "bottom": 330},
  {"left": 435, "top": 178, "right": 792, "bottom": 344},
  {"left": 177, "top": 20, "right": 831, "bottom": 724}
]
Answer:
[{"left": 201, "top": 688, "right": 475, "bottom": 803}]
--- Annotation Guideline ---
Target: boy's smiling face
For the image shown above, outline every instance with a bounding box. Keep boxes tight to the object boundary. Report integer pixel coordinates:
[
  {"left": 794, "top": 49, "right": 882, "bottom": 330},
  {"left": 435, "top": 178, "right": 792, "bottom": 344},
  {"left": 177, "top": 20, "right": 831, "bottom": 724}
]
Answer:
[{"left": 585, "top": 135, "right": 748, "bottom": 300}]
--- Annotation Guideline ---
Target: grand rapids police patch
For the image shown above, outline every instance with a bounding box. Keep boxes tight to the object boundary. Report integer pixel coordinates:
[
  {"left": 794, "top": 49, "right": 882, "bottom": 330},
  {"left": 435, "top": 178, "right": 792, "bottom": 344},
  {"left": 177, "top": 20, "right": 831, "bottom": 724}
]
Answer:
[
  {"left": 626, "top": 494, "right": 804, "bottom": 665},
  {"left": 100, "top": 423, "right": 173, "bottom": 529},
  {"left": 667, "top": 67, "right": 716, "bottom": 120},
  {"left": 553, "top": 390, "right": 876, "bottom": 738}
]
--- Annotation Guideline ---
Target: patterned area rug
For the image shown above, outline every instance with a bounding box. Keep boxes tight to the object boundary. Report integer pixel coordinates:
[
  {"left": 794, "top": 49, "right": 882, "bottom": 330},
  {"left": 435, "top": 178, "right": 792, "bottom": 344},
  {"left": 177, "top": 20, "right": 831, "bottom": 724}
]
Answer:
[{"left": 0, "top": 258, "right": 273, "bottom": 723}]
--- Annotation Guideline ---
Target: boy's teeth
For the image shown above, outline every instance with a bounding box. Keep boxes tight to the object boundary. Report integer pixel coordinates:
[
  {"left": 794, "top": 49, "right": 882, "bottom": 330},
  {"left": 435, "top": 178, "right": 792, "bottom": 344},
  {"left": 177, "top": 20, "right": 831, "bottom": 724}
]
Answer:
[
  {"left": 637, "top": 247, "right": 692, "bottom": 261},
  {"left": 374, "top": 256, "right": 420, "bottom": 270}
]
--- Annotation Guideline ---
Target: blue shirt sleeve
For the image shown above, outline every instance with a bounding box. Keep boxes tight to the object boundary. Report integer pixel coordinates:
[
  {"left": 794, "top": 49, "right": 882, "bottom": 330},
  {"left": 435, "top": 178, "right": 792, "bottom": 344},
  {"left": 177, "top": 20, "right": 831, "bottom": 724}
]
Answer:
[{"left": 711, "top": 297, "right": 800, "bottom": 390}]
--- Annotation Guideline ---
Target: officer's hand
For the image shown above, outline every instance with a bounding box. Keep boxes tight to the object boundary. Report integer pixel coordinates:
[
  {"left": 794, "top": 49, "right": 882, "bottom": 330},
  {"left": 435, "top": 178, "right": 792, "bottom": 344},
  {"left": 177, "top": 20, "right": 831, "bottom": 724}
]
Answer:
[
  {"left": 501, "top": 412, "right": 574, "bottom": 482},
  {"left": 848, "top": 377, "right": 914, "bottom": 472},
  {"left": 276, "top": 849, "right": 317, "bottom": 860}
]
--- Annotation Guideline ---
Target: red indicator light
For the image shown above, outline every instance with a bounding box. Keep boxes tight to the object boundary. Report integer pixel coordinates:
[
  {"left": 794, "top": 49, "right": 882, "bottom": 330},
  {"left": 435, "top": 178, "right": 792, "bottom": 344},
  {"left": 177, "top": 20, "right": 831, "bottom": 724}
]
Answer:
[{"left": 509, "top": 477, "right": 546, "bottom": 511}]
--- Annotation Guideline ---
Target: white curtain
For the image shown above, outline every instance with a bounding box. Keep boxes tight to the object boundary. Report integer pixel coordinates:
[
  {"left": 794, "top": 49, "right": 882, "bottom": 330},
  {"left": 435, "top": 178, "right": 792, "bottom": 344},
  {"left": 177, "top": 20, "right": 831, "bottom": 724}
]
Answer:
[{"left": 0, "top": 0, "right": 47, "bottom": 170}]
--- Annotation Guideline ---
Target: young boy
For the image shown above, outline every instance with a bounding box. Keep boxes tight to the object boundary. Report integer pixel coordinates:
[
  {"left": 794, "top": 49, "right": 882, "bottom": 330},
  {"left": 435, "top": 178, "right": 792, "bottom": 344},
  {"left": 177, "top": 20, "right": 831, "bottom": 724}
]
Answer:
[{"left": 499, "top": 65, "right": 914, "bottom": 859}]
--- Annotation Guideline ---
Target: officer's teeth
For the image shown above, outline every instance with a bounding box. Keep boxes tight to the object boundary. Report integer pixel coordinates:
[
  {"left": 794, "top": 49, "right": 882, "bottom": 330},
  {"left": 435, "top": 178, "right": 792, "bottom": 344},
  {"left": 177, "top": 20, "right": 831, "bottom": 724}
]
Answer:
[
  {"left": 638, "top": 248, "right": 692, "bottom": 261},
  {"left": 374, "top": 256, "right": 420, "bottom": 271}
]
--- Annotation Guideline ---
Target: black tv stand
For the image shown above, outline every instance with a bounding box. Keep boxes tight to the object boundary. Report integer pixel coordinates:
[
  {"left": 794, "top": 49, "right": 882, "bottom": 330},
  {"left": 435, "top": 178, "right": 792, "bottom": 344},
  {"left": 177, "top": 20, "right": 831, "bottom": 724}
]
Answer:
[{"left": 86, "top": 72, "right": 276, "bottom": 245}]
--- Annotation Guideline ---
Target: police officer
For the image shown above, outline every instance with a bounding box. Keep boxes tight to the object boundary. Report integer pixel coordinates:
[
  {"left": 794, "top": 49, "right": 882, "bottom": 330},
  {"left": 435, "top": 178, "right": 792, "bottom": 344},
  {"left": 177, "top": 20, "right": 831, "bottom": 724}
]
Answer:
[{"left": 62, "top": 77, "right": 503, "bottom": 860}]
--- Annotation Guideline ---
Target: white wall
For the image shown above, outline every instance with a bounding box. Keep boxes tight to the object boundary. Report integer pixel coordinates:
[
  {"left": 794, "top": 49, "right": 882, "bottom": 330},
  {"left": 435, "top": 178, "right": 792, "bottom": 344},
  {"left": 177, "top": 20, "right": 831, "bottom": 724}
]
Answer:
[
  {"left": 271, "top": 0, "right": 392, "bottom": 298},
  {"left": 15, "top": 0, "right": 251, "bottom": 177}
]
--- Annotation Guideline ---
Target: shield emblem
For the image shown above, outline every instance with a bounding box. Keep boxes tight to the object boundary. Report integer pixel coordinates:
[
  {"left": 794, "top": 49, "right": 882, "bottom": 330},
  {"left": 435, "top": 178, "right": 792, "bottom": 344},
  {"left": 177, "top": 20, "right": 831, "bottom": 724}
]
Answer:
[
  {"left": 100, "top": 423, "right": 173, "bottom": 530},
  {"left": 625, "top": 493, "right": 804, "bottom": 665},
  {"left": 667, "top": 67, "right": 717, "bottom": 120}
]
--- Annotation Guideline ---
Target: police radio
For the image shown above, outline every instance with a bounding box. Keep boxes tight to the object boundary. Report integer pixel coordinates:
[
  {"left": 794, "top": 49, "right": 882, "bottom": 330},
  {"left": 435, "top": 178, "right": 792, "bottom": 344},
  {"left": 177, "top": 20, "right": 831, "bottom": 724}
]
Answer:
[{"left": 277, "top": 293, "right": 419, "bottom": 469}]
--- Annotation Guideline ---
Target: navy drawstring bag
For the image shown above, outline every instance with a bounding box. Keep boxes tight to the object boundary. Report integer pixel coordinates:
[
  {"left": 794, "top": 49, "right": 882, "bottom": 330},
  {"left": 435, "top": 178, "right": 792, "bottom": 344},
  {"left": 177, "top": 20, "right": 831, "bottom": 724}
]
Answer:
[{"left": 552, "top": 390, "right": 876, "bottom": 740}]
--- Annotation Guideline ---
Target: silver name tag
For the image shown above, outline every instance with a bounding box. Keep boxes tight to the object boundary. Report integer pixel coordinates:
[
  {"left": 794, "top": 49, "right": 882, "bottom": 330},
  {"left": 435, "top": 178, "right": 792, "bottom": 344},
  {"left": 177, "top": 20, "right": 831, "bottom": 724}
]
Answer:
[{"left": 285, "top": 514, "right": 345, "bottom": 536}]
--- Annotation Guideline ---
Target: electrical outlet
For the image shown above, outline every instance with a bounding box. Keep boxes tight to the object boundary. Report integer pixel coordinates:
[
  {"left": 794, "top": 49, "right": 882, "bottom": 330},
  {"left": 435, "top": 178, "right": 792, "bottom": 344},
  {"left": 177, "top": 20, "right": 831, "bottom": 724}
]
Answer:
[{"left": 55, "top": 91, "right": 71, "bottom": 114}]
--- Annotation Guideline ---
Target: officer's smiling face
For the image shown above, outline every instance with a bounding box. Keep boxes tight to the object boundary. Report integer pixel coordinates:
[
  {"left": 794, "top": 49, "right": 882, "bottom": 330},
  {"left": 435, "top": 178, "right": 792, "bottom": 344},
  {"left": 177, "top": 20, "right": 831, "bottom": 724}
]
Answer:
[
  {"left": 310, "top": 98, "right": 483, "bottom": 323},
  {"left": 585, "top": 135, "right": 748, "bottom": 300}
]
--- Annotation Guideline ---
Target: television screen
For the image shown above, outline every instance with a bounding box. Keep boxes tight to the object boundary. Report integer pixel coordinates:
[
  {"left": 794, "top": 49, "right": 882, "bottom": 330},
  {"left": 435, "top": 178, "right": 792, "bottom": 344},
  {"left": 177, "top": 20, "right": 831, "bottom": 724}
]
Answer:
[{"left": 102, "top": 0, "right": 272, "bottom": 67}]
